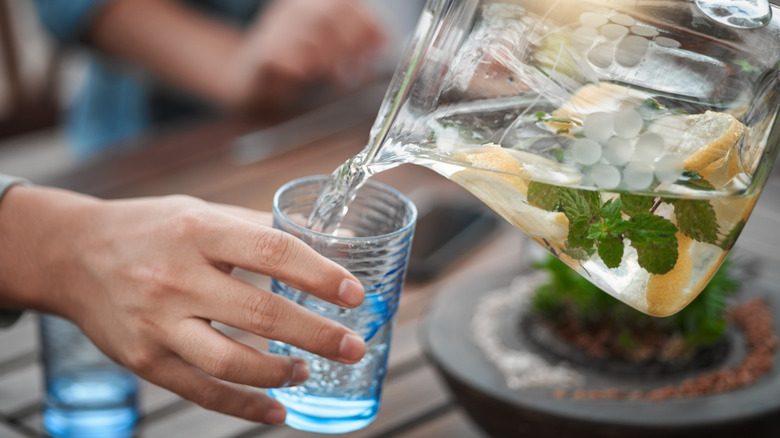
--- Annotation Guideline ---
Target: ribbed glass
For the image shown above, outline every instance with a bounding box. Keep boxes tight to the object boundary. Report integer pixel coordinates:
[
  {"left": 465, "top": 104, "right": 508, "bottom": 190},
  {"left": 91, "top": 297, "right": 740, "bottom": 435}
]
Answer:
[
  {"left": 38, "top": 314, "right": 139, "bottom": 438},
  {"left": 268, "top": 175, "right": 416, "bottom": 434}
]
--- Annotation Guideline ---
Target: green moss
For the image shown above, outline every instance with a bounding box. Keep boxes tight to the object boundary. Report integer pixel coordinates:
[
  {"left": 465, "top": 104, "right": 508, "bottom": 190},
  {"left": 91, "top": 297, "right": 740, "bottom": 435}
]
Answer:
[{"left": 530, "top": 255, "right": 739, "bottom": 352}]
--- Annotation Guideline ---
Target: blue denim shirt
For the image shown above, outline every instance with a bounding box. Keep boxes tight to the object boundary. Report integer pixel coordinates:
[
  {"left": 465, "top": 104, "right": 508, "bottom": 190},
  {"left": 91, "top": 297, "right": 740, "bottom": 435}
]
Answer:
[{"left": 33, "top": 0, "right": 263, "bottom": 160}]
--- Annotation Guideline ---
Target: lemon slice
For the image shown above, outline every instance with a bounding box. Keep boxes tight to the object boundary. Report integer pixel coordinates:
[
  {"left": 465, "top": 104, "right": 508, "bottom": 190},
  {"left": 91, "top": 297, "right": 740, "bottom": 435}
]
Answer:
[
  {"left": 696, "top": 149, "right": 746, "bottom": 188},
  {"left": 644, "top": 233, "right": 733, "bottom": 317},
  {"left": 450, "top": 144, "right": 574, "bottom": 242},
  {"left": 648, "top": 111, "right": 744, "bottom": 172},
  {"left": 458, "top": 144, "right": 530, "bottom": 193},
  {"left": 549, "top": 82, "right": 655, "bottom": 130},
  {"left": 452, "top": 169, "right": 570, "bottom": 241},
  {"left": 457, "top": 143, "right": 582, "bottom": 186},
  {"left": 644, "top": 232, "right": 694, "bottom": 316},
  {"left": 711, "top": 190, "right": 760, "bottom": 242}
]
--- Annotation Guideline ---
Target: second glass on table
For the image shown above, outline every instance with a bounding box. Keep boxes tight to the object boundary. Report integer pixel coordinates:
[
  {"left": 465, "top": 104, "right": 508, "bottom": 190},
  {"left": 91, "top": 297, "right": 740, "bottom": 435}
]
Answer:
[
  {"left": 267, "top": 175, "right": 417, "bottom": 434},
  {"left": 38, "top": 314, "right": 139, "bottom": 438}
]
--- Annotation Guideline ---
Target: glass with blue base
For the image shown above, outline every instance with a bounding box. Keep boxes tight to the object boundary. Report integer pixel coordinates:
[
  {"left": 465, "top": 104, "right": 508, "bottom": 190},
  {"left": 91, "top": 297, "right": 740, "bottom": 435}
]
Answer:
[
  {"left": 268, "top": 175, "right": 417, "bottom": 434},
  {"left": 39, "top": 314, "right": 139, "bottom": 438}
]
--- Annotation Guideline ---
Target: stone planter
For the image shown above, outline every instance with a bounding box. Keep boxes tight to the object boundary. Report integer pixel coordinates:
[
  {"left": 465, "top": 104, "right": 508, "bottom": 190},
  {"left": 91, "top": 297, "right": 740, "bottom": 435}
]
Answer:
[{"left": 422, "top": 268, "right": 780, "bottom": 438}]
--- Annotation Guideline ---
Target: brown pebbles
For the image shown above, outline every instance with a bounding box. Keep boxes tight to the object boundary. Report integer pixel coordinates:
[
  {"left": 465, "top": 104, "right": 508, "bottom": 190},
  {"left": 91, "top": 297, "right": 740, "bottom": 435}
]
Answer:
[{"left": 552, "top": 297, "right": 778, "bottom": 401}]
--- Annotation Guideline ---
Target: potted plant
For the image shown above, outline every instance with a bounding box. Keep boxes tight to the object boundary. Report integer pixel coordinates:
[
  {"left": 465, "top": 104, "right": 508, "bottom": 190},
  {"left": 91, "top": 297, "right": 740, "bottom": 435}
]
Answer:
[
  {"left": 423, "top": 255, "right": 780, "bottom": 438},
  {"left": 526, "top": 255, "right": 738, "bottom": 380}
]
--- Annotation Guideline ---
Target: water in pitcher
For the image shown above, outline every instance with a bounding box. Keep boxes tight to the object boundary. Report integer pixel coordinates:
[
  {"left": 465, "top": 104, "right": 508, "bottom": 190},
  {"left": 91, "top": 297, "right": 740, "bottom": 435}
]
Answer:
[{"left": 307, "top": 0, "right": 780, "bottom": 316}]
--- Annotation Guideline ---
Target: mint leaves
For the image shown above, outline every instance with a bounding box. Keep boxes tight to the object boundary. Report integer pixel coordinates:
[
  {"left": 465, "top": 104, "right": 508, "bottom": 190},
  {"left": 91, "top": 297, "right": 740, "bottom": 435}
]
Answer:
[
  {"left": 590, "top": 199, "right": 629, "bottom": 268},
  {"left": 528, "top": 183, "right": 725, "bottom": 275},
  {"left": 720, "top": 219, "right": 745, "bottom": 249},
  {"left": 526, "top": 182, "right": 559, "bottom": 211},
  {"left": 669, "top": 199, "right": 718, "bottom": 245},
  {"left": 624, "top": 213, "right": 678, "bottom": 274}
]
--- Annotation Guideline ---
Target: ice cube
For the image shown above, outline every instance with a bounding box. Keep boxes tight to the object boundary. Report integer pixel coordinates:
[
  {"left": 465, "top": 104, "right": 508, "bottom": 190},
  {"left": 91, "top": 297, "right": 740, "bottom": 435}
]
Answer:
[
  {"left": 613, "top": 109, "right": 644, "bottom": 139},
  {"left": 580, "top": 12, "right": 608, "bottom": 27},
  {"left": 583, "top": 112, "right": 615, "bottom": 143},
  {"left": 589, "top": 163, "right": 622, "bottom": 189},
  {"left": 616, "top": 35, "right": 649, "bottom": 67},
  {"left": 654, "top": 36, "right": 681, "bottom": 48},
  {"left": 601, "top": 24, "right": 628, "bottom": 40},
  {"left": 630, "top": 25, "right": 659, "bottom": 37},
  {"left": 623, "top": 162, "right": 655, "bottom": 190},
  {"left": 654, "top": 154, "right": 685, "bottom": 183},
  {"left": 571, "top": 138, "right": 602, "bottom": 165},
  {"left": 588, "top": 42, "right": 614, "bottom": 69},
  {"left": 603, "top": 137, "right": 633, "bottom": 166},
  {"left": 610, "top": 14, "right": 636, "bottom": 26},
  {"left": 632, "top": 132, "right": 665, "bottom": 162}
]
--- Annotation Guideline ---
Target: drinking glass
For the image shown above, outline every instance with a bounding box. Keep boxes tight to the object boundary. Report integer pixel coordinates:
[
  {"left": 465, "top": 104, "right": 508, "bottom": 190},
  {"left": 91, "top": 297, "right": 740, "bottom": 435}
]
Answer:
[
  {"left": 38, "top": 314, "right": 139, "bottom": 438},
  {"left": 267, "top": 175, "right": 417, "bottom": 434}
]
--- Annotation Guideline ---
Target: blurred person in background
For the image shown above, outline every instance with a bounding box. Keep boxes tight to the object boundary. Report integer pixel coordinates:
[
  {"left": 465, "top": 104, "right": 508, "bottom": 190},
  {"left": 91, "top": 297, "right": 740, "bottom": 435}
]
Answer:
[{"left": 32, "top": 0, "right": 390, "bottom": 160}]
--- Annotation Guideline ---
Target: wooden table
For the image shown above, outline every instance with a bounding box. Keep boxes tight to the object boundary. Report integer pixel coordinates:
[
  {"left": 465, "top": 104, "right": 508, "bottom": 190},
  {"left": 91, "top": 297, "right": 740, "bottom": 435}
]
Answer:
[{"left": 1, "top": 85, "right": 778, "bottom": 437}]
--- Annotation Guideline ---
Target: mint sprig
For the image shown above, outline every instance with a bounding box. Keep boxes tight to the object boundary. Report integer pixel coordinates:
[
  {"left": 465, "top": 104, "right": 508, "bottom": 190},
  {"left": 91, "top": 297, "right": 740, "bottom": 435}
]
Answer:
[
  {"left": 625, "top": 213, "right": 678, "bottom": 274},
  {"left": 559, "top": 187, "right": 600, "bottom": 224},
  {"left": 678, "top": 170, "right": 715, "bottom": 191},
  {"left": 670, "top": 199, "right": 719, "bottom": 245},
  {"left": 588, "top": 199, "right": 628, "bottom": 268},
  {"left": 719, "top": 219, "right": 746, "bottom": 249},
  {"left": 596, "top": 234, "right": 625, "bottom": 268},
  {"left": 619, "top": 193, "right": 654, "bottom": 217},
  {"left": 559, "top": 188, "right": 601, "bottom": 259},
  {"left": 527, "top": 181, "right": 722, "bottom": 275}
]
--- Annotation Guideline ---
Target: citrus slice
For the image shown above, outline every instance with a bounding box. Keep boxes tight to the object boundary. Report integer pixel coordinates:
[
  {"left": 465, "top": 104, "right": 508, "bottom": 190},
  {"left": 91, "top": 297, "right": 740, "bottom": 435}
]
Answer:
[
  {"left": 450, "top": 144, "right": 574, "bottom": 242},
  {"left": 648, "top": 111, "right": 744, "bottom": 172},
  {"left": 697, "top": 148, "right": 745, "bottom": 188},
  {"left": 451, "top": 169, "right": 570, "bottom": 242},
  {"left": 711, "top": 189, "right": 760, "bottom": 243},
  {"left": 457, "top": 143, "right": 582, "bottom": 187},
  {"left": 644, "top": 232, "right": 694, "bottom": 316},
  {"left": 549, "top": 82, "right": 655, "bottom": 130},
  {"left": 644, "top": 234, "right": 731, "bottom": 317},
  {"left": 457, "top": 143, "right": 530, "bottom": 193}
]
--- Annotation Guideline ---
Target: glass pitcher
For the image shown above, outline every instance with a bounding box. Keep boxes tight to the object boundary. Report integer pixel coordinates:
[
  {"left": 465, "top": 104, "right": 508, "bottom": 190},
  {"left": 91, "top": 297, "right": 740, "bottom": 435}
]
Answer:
[{"left": 314, "top": 0, "right": 780, "bottom": 316}]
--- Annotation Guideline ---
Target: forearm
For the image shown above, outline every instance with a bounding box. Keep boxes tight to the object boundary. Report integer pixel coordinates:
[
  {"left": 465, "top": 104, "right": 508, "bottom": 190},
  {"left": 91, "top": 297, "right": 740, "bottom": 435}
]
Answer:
[
  {"left": 0, "top": 185, "right": 99, "bottom": 315},
  {"left": 88, "top": 0, "right": 243, "bottom": 108}
]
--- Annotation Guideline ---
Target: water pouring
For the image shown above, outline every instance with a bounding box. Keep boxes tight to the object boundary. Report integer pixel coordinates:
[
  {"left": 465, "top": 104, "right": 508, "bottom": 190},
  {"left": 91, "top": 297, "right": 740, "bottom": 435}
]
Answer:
[{"left": 309, "top": 0, "right": 780, "bottom": 316}]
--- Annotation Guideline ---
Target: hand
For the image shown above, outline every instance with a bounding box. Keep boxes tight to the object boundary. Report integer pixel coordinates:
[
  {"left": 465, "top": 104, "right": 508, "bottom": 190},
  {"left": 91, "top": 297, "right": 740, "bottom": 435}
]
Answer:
[
  {"left": 0, "top": 186, "right": 366, "bottom": 423},
  {"left": 226, "top": 0, "right": 387, "bottom": 111}
]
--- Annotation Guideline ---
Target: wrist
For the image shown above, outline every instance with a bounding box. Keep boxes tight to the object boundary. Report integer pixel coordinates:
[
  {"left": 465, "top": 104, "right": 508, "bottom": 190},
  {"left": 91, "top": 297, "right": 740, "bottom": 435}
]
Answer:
[{"left": 0, "top": 185, "right": 100, "bottom": 315}]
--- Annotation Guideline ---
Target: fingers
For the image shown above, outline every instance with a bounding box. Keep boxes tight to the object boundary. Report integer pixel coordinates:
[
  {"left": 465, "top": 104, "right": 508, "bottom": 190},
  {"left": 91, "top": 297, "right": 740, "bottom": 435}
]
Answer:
[
  {"left": 170, "top": 318, "right": 310, "bottom": 387},
  {"left": 197, "top": 218, "right": 365, "bottom": 308},
  {"left": 213, "top": 204, "right": 272, "bottom": 226},
  {"left": 330, "top": 1, "right": 386, "bottom": 57},
  {"left": 140, "top": 353, "right": 287, "bottom": 424},
  {"left": 190, "top": 271, "right": 366, "bottom": 364},
  {"left": 258, "top": 0, "right": 385, "bottom": 86},
  {"left": 185, "top": 205, "right": 367, "bottom": 363},
  {"left": 313, "top": 1, "right": 386, "bottom": 87}
]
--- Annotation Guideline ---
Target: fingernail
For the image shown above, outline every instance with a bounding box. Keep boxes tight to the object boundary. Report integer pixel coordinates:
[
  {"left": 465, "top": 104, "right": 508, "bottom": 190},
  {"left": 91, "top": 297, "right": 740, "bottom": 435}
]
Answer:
[
  {"left": 265, "top": 405, "right": 286, "bottom": 424},
  {"left": 339, "top": 333, "right": 366, "bottom": 363},
  {"left": 288, "top": 360, "right": 310, "bottom": 386},
  {"left": 338, "top": 279, "right": 364, "bottom": 307}
]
